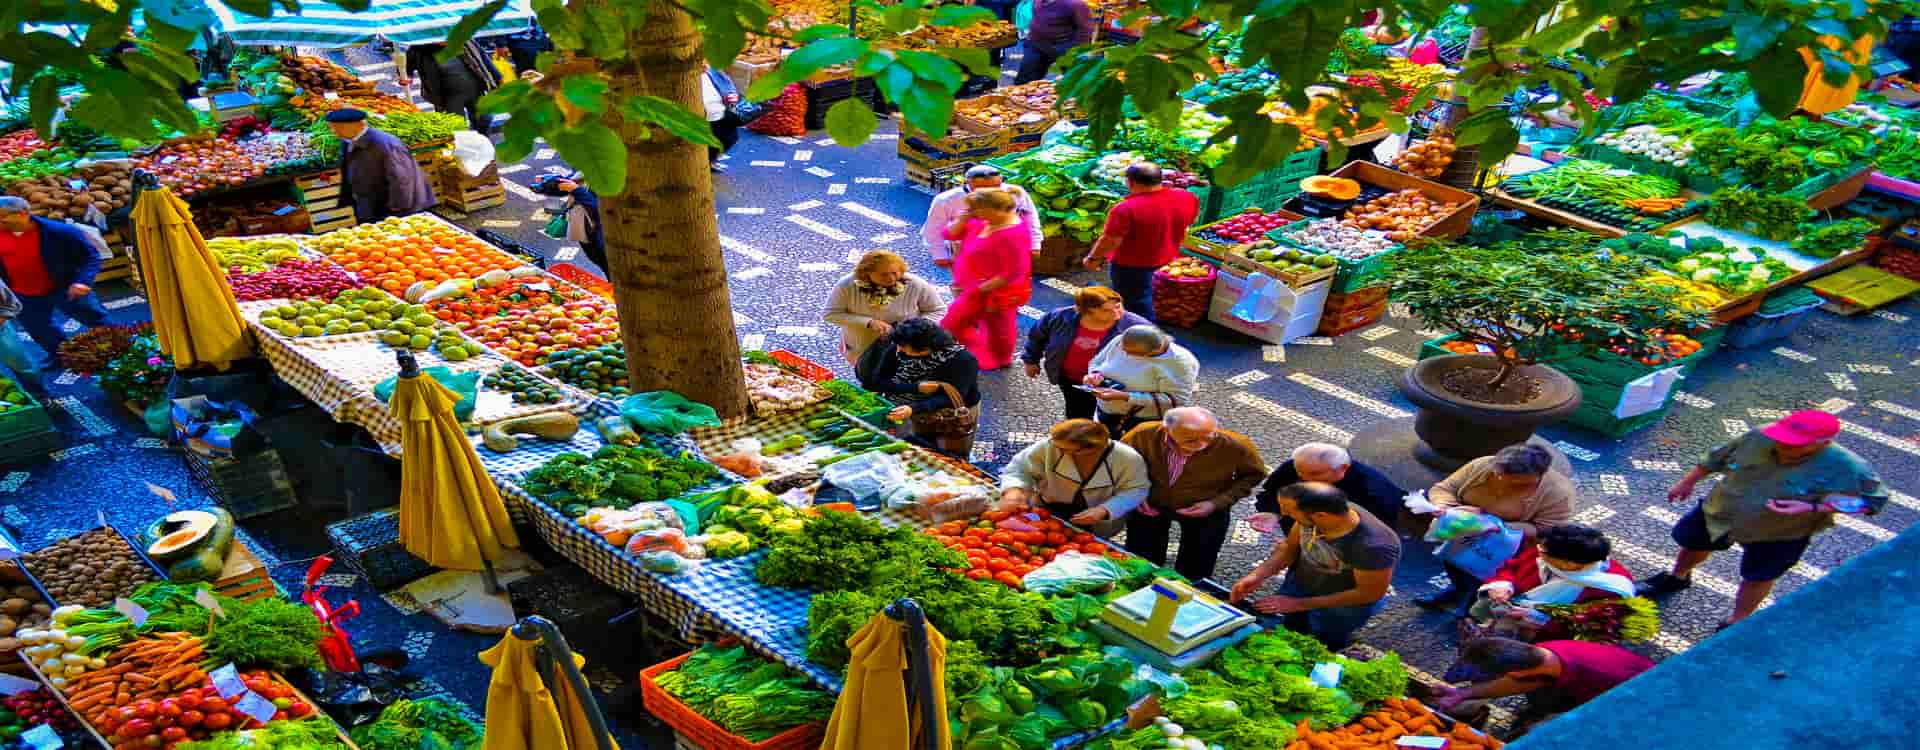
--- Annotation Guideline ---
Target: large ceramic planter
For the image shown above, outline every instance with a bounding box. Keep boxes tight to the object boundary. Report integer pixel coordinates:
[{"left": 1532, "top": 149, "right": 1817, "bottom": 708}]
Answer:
[{"left": 1396, "top": 354, "right": 1582, "bottom": 471}]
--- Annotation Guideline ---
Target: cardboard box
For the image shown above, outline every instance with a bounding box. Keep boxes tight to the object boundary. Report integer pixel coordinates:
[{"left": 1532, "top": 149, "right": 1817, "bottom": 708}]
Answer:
[{"left": 1207, "top": 270, "right": 1329, "bottom": 344}]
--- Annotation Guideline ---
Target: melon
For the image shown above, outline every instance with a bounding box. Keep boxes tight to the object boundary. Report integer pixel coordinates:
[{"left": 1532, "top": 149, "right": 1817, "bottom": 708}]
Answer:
[
  {"left": 146, "top": 511, "right": 219, "bottom": 563},
  {"left": 142, "top": 509, "right": 236, "bottom": 583},
  {"left": 1301, "top": 176, "right": 1361, "bottom": 201}
]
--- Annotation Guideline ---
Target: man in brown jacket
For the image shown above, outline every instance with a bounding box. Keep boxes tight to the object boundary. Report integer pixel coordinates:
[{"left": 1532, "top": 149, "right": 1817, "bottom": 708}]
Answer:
[{"left": 1120, "top": 407, "right": 1268, "bottom": 581}]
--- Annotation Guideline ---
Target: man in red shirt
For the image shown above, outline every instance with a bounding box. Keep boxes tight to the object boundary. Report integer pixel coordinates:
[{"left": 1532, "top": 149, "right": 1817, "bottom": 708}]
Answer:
[
  {"left": 0, "top": 197, "right": 108, "bottom": 364},
  {"left": 1082, "top": 162, "right": 1198, "bottom": 321},
  {"left": 1434, "top": 637, "right": 1654, "bottom": 733}
]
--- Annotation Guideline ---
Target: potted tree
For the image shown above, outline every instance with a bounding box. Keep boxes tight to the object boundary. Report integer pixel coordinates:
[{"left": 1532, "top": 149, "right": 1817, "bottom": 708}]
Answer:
[{"left": 1388, "top": 231, "right": 1710, "bottom": 469}]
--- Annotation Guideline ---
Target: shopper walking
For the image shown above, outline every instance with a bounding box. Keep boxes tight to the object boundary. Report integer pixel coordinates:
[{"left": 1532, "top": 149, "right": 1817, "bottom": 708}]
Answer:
[
  {"left": 1082, "top": 324, "right": 1197, "bottom": 436},
  {"left": 398, "top": 40, "right": 501, "bottom": 133},
  {"left": 858, "top": 318, "right": 983, "bottom": 458},
  {"left": 702, "top": 66, "right": 742, "bottom": 172},
  {"left": 825, "top": 250, "right": 948, "bottom": 365},
  {"left": 552, "top": 176, "right": 606, "bottom": 273},
  {"left": 0, "top": 197, "right": 106, "bottom": 365},
  {"left": 922, "top": 165, "right": 1042, "bottom": 268},
  {"left": 1021, "top": 286, "right": 1148, "bottom": 420},
  {"left": 327, "top": 109, "right": 437, "bottom": 225},
  {"left": 996, "top": 418, "right": 1151, "bottom": 537},
  {"left": 1082, "top": 162, "right": 1199, "bottom": 320},
  {"left": 1636, "top": 410, "right": 1886, "bottom": 629},
  {"left": 1251, "top": 443, "right": 1405, "bottom": 536},
  {"left": 940, "top": 188, "right": 1034, "bottom": 371},
  {"left": 1015, "top": 0, "right": 1095, "bottom": 84},
  {"left": 1119, "top": 407, "right": 1267, "bottom": 582},
  {"left": 0, "top": 277, "right": 47, "bottom": 394},
  {"left": 1432, "top": 638, "right": 1653, "bottom": 734},
  {"left": 1231, "top": 482, "right": 1400, "bottom": 650},
  {"left": 1418, "top": 443, "right": 1577, "bottom": 611}
]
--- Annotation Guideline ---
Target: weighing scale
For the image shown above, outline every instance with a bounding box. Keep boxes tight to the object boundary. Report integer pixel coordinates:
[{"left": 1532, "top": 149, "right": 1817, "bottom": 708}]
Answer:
[{"left": 1093, "top": 578, "right": 1260, "bottom": 672}]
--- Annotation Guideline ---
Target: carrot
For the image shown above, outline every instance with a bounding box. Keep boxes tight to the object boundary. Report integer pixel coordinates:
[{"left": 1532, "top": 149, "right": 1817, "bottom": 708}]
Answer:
[
  {"left": 1285, "top": 742, "right": 1306, "bottom": 750},
  {"left": 1306, "top": 737, "right": 1339, "bottom": 750},
  {"left": 1405, "top": 699, "right": 1433, "bottom": 716},
  {"left": 1296, "top": 719, "right": 1314, "bottom": 738},
  {"left": 124, "top": 672, "right": 157, "bottom": 685}
]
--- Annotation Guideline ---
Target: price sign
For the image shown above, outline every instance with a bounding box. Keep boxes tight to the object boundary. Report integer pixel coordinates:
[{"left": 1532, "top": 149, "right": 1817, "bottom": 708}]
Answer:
[
  {"left": 0, "top": 533, "right": 18, "bottom": 563},
  {"left": 235, "top": 690, "right": 278, "bottom": 726},
  {"left": 113, "top": 597, "right": 149, "bottom": 627},
  {"left": 0, "top": 671, "right": 40, "bottom": 696},
  {"left": 194, "top": 588, "right": 226, "bottom": 618},
  {"left": 68, "top": 179, "right": 86, "bottom": 191},
  {"left": 145, "top": 483, "right": 177, "bottom": 507},
  {"left": 209, "top": 663, "right": 247, "bottom": 698},
  {"left": 20, "top": 724, "right": 61, "bottom": 750}
]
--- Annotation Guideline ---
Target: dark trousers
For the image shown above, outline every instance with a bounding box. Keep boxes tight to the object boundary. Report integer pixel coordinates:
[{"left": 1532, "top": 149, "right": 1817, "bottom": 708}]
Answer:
[
  {"left": 709, "top": 113, "right": 741, "bottom": 162},
  {"left": 1442, "top": 561, "right": 1483, "bottom": 615},
  {"left": 1275, "top": 580, "right": 1383, "bottom": 651},
  {"left": 581, "top": 240, "right": 608, "bottom": 274},
  {"left": 432, "top": 72, "right": 491, "bottom": 134},
  {"left": 1015, "top": 44, "right": 1062, "bottom": 85},
  {"left": 1059, "top": 378, "right": 1096, "bottom": 420},
  {"left": 1124, "top": 508, "right": 1231, "bottom": 582},
  {"left": 17, "top": 291, "right": 108, "bottom": 365},
  {"left": 1109, "top": 264, "right": 1156, "bottom": 321}
]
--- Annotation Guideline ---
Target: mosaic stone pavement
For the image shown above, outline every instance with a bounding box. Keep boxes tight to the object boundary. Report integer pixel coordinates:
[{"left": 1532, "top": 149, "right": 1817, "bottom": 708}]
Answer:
[{"left": 5, "top": 48, "right": 1915, "bottom": 745}]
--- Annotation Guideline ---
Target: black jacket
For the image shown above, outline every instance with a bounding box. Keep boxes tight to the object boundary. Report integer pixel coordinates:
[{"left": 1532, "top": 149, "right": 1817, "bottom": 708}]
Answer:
[
  {"left": 857, "top": 339, "right": 981, "bottom": 414},
  {"left": 1253, "top": 459, "right": 1405, "bottom": 524}
]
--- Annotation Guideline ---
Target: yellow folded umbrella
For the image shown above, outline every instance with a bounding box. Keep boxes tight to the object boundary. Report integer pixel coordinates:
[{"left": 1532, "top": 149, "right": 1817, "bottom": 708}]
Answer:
[
  {"left": 391, "top": 367, "right": 519, "bottom": 571},
  {"left": 823, "top": 611, "right": 951, "bottom": 750},
  {"left": 131, "top": 184, "right": 254, "bottom": 370},
  {"left": 479, "top": 633, "right": 619, "bottom": 750}
]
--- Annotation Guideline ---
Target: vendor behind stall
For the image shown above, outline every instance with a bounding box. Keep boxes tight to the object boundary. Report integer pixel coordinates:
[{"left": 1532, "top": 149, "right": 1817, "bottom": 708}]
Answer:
[
  {"left": 327, "top": 109, "right": 437, "bottom": 225},
  {"left": 1231, "top": 481, "right": 1400, "bottom": 650},
  {"left": 996, "top": 418, "right": 1150, "bottom": 536}
]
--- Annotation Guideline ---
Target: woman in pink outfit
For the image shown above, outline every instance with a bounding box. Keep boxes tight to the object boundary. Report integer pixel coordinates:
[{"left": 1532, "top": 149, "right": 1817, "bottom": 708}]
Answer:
[{"left": 941, "top": 188, "right": 1034, "bottom": 370}]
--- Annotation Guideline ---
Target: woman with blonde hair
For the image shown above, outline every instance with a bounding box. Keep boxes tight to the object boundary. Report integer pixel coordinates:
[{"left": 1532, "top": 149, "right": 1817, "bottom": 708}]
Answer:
[
  {"left": 824, "top": 250, "right": 948, "bottom": 363},
  {"left": 940, "top": 187, "right": 1035, "bottom": 370},
  {"left": 997, "top": 418, "right": 1151, "bottom": 536}
]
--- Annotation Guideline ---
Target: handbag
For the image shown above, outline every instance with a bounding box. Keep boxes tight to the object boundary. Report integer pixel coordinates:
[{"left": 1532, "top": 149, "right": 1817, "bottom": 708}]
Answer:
[
  {"left": 909, "top": 381, "right": 978, "bottom": 438},
  {"left": 542, "top": 201, "right": 571, "bottom": 239}
]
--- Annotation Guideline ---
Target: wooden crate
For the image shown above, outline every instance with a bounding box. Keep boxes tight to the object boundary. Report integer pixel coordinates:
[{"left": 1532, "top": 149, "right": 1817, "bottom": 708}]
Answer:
[
  {"left": 309, "top": 204, "right": 357, "bottom": 234},
  {"left": 294, "top": 170, "right": 343, "bottom": 204},
  {"left": 1326, "top": 160, "right": 1480, "bottom": 239},
  {"left": 444, "top": 184, "right": 506, "bottom": 212},
  {"left": 211, "top": 541, "right": 280, "bottom": 602}
]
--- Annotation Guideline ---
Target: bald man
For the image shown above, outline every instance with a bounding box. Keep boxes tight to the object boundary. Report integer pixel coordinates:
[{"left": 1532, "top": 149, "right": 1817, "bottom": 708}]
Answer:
[{"left": 1118, "top": 407, "right": 1268, "bottom": 581}]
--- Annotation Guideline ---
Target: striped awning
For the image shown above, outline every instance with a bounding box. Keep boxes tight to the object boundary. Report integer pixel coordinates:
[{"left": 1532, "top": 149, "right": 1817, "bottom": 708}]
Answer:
[{"left": 209, "top": 0, "right": 536, "bottom": 48}]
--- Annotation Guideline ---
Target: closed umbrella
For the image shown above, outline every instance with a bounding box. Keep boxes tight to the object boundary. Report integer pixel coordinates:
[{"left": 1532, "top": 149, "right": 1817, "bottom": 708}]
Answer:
[
  {"left": 390, "top": 349, "right": 518, "bottom": 585},
  {"left": 129, "top": 171, "right": 254, "bottom": 370},
  {"left": 823, "top": 600, "right": 951, "bottom": 750},
  {"left": 208, "top": 0, "right": 536, "bottom": 47},
  {"left": 478, "top": 616, "right": 617, "bottom": 750}
]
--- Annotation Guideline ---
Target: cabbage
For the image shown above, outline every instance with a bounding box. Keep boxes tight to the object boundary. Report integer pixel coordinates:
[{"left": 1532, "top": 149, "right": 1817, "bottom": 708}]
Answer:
[
  {"left": 1182, "top": 699, "right": 1243, "bottom": 729},
  {"left": 1691, "top": 268, "right": 1718, "bottom": 283},
  {"left": 1726, "top": 250, "right": 1759, "bottom": 263},
  {"left": 1675, "top": 259, "right": 1701, "bottom": 272}
]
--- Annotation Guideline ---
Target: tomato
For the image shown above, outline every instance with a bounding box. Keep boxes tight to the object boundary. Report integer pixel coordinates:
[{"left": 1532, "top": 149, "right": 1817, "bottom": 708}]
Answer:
[
  {"left": 1009, "top": 542, "right": 1030, "bottom": 557},
  {"left": 175, "top": 695, "right": 200, "bottom": 711},
  {"left": 1081, "top": 542, "right": 1108, "bottom": 554},
  {"left": 994, "top": 572, "right": 1024, "bottom": 588},
  {"left": 966, "top": 555, "right": 988, "bottom": 568},
  {"left": 986, "top": 546, "right": 1011, "bottom": 558},
  {"left": 1071, "top": 533, "right": 1095, "bottom": 545},
  {"left": 1107, "top": 551, "right": 1128, "bottom": 560},
  {"left": 1031, "top": 508, "right": 1052, "bottom": 520},
  {"left": 986, "top": 558, "right": 1012, "bottom": 573},
  {"left": 960, "top": 536, "right": 985, "bottom": 550},
  {"left": 964, "top": 527, "right": 990, "bottom": 539},
  {"left": 940, "top": 521, "right": 967, "bottom": 535},
  {"left": 201, "top": 698, "right": 229, "bottom": 714},
  {"left": 288, "top": 701, "right": 314, "bottom": 718},
  {"left": 162, "top": 728, "right": 187, "bottom": 742},
  {"left": 965, "top": 569, "right": 990, "bottom": 580},
  {"left": 1045, "top": 532, "right": 1069, "bottom": 546},
  {"left": 988, "top": 531, "right": 1014, "bottom": 545},
  {"left": 1057, "top": 544, "right": 1080, "bottom": 555},
  {"left": 1026, "top": 556, "right": 1045, "bottom": 567},
  {"left": 983, "top": 510, "right": 1010, "bottom": 522},
  {"left": 1012, "top": 565, "right": 1034, "bottom": 577},
  {"left": 202, "top": 713, "right": 232, "bottom": 730}
]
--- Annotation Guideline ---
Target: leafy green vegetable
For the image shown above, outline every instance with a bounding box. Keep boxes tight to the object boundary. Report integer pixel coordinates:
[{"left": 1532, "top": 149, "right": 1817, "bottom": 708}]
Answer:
[
  {"left": 205, "top": 596, "right": 325, "bottom": 672},
  {"left": 822, "top": 379, "right": 890, "bottom": 413},
  {"left": 179, "top": 717, "right": 348, "bottom": 750},
  {"left": 1791, "top": 217, "right": 1878, "bottom": 259},
  {"left": 524, "top": 444, "right": 721, "bottom": 514},
  {"left": 348, "top": 697, "right": 484, "bottom": 750},
  {"left": 1703, "top": 188, "right": 1812, "bottom": 241},
  {"left": 757, "top": 510, "right": 963, "bottom": 591},
  {"left": 1336, "top": 652, "right": 1409, "bottom": 705},
  {"left": 654, "top": 644, "right": 836, "bottom": 741}
]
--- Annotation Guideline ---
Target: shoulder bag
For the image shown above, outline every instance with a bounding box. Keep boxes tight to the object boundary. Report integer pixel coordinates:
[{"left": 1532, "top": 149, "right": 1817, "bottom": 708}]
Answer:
[{"left": 910, "top": 381, "right": 977, "bottom": 437}]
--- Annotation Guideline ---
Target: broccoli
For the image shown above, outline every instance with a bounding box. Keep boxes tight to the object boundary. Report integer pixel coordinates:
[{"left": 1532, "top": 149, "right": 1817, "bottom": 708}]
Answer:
[{"left": 528, "top": 461, "right": 614, "bottom": 502}]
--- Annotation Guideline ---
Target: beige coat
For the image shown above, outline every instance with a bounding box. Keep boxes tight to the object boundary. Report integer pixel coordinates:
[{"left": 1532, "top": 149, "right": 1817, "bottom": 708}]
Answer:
[{"left": 999, "top": 439, "right": 1150, "bottom": 537}]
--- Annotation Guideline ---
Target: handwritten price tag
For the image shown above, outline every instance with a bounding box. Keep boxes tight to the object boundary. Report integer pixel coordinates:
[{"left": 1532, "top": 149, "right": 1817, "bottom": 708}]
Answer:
[
  {"left": 210, "top": 663, "right": 247, "bottom": 699},
  {"left": 235, "top": 690, "right": 278, "bottom": 726},
  {"left": 195, "top": 588, "right": 226, "bottom": 618},
  {"left": 68, "top": 179, "right": 86, "bottom": 191},
  {"left": 113, "top": 597, "right": 149, "bottom": 627}
]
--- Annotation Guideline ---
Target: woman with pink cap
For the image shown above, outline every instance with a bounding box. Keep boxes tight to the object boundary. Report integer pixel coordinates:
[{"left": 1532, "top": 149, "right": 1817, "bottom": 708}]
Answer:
[{"left": 1637, "top": 410, "right": 1888, "bottom": 630}]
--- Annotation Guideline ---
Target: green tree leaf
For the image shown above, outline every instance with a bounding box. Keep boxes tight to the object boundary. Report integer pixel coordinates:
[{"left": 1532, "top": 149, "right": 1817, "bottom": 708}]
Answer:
[
  {"left": 562, "top": 75, "right": 612, "bottom": 114},
  {"left": 28, "top": 76, "right": 58, "bottom": 141},
  {"left": 478, "top": 79, "right": 538, "bottom": 115},
  {"left": 894, "top": 77, "right": 955, "bottom": 136},
  {"left": 1476, "top": 119, "right": 1521, "bottom": 167},
  {"left": 619, "top": 95, "right": 723, "bottom": 147},
  {"left": 929, "top": 5, "right": 994, "bottom": 26},
  {"left": 897, "top": 50, "right": 964, "bottom": 92},
  {"left": 1747, "top": 48, "right": 1809, "bottom": 117},
  {"left": 787, "top": 37, "right": 867, "bottom": 74},
  {"left": 547, "top": 123, "right": 629, "bottom": 196},
  {"left": 438, "top": 0, "right": 509, "bottom": 61},
  {"left": 824, "top": 97, "right": 878, "bottom": 146},
  {"left": 537, "top": 6, "right": 586, "bottom": 49}
]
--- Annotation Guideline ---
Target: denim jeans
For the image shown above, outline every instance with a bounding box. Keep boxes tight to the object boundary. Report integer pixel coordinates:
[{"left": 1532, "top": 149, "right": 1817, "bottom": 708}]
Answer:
[
  {"left": 16, "top": 291, "right": 108, "bottom": 366},
  {"left": 1271, "top": 579, "right": 1384, "bottom": 651},
  {"left": 0, "top": 320, "right": 45, "bottom": 393}
]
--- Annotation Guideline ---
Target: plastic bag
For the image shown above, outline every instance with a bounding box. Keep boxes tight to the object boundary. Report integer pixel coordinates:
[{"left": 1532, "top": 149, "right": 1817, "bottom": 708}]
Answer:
[
  {"left": 881, "top": 480, "right": 992, "bottom": 522},
  {"left": 820, "top": 451, "right": 909, "bottom": 506},
  {"left": 621, "top": 391, "right": 721, "bottom": 433},
  {"left": 373, "top": 367, "right": 481, "bottom": 421},
  {"left": 451, "top": 130, "right": 496, "bottom": 178},
  {"left": 1022, "top": 552, "right": 1125, "bottom": 595},
  {"left": 1228, "top": 272, "right": 1286, "bottom": 324},
  {"left": 1427, "top": 510, "right": 1524, "bottom": 580}
]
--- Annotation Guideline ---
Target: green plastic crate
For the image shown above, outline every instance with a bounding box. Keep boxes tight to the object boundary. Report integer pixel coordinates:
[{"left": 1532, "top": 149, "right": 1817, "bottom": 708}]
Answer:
[
  {"left": 1265, "top": 219, "right": 1401, "bottom": 294},
  {"left": 0, "top": 388, "right": 51, "bottom": 441},
  {"left": 1202, "top": 147, "right": 1324, "bottom": 221},
  {"left": 1562, "top": 398, "right": 1671, "bottom": 438},
  {"left": 1554, "top": 325, "right": 1726, "bottom": 387}
]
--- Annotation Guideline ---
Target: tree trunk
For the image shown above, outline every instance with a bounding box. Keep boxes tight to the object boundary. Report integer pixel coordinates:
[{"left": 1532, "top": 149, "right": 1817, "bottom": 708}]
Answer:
[{"left": 603, "top": 2, "right": 749, "bottom": 419}]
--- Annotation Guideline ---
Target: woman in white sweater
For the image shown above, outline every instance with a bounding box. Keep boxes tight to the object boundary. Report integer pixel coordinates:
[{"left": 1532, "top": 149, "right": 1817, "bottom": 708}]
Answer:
[
  {"left": 824, "top": 250, "right": 949, "bottom": 364},
  {"left": 997, "top": 419, "right": 1151, "bottom": 537},
  {"left": 1082, "top": 325, "right": 1199, "bottom": 436}
]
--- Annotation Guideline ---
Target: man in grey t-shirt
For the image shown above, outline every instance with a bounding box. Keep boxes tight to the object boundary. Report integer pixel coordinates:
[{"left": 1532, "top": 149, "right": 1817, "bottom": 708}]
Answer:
[{"left": 1232, "top": 481, "right": 1401, "bottom": 649}]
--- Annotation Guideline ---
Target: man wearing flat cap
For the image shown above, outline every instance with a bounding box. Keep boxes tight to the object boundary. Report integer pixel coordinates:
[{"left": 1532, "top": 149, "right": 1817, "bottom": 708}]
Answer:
[{"left": 326, "top": 109, "right": 436, "bottom": 224}]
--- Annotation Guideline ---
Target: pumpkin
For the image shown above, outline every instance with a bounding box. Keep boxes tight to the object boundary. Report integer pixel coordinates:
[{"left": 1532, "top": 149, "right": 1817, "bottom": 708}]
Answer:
[
  {"left": 483, "top": 412, "right": 582, "bottom": 452},
  {"left": 143, "top": 508, "right": 236, "bottom": 583},
  {"left": 1302, "top": 176, "right": 1362, "bottom": 201},
  {"left": 1797, "top": 34, "right": 1874, "bottom": 115},
  {"left": 145, "top": 510, "right": 220, "bottom": 563}
]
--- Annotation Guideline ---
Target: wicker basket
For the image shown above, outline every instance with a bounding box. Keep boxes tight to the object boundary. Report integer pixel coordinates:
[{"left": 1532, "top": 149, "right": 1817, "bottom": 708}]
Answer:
[{"left": 1151, "top": 264, "right": 1217, "bottom": 328}]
